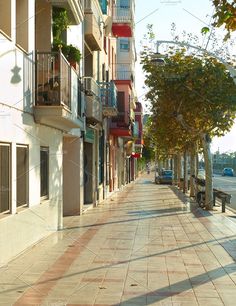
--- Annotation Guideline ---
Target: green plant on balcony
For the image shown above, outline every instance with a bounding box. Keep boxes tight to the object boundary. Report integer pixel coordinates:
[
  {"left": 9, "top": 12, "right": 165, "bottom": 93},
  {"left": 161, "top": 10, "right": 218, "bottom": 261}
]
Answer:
[{"left": 52, "top": 7, "right": 81, "bottom": 65}]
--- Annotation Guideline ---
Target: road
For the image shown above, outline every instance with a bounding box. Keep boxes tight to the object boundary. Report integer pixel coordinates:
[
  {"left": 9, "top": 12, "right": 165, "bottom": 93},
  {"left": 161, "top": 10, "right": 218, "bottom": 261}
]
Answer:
[{"left": 213, "top": 175, "right": 236, "bottom": 211}]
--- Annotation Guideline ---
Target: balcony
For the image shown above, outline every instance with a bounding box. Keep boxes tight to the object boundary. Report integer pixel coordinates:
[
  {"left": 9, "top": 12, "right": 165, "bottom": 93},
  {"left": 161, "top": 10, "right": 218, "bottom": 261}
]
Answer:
[
  {"left": 113, "top": 64, "right": 135, "bottom": 88},
  {"left": 99, "top": 82, "right": 118, "bottom": 117},
  {"left": 83, "top": 77, "right": 102, "bottom": 124},
  {"left": 110, "top": 111, "right": 132, "bottom": 137},
  {"left": 84, "top": 0, "right": 103, "bottom": 51},
  {"left": 34, "top": 51, "right": 83, "bottom": 131},
  {"left": 112, "top": 4, "right": 134, "bottom": 37},
  {"left": 50, "top": 0, "right": 84, "bottom": 24}
]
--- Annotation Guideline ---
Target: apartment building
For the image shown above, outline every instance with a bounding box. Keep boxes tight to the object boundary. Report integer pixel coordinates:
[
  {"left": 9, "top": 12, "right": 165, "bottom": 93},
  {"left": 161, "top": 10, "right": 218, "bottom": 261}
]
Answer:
[
  {"left": 110, "top": 0, "right": 138, "bottom": 186},
  {"left": 0, "top": 0, "right": 142, "bottom": 265},
  {"left": 0, "top": 0, "right": 85, "bottom": 264}
]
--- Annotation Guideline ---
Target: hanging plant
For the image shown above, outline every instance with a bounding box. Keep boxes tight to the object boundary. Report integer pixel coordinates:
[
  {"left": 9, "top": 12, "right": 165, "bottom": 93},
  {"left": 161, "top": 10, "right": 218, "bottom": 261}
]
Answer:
[{"left": 52, "top": 7, "right": 81, "bottom": 64}]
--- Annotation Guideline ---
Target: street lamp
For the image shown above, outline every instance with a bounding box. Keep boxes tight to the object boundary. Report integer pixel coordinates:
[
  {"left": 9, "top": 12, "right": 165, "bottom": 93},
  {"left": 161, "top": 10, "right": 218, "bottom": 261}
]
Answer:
[{"left": 155, "top": 40, "right": 236, "bottom": 83}]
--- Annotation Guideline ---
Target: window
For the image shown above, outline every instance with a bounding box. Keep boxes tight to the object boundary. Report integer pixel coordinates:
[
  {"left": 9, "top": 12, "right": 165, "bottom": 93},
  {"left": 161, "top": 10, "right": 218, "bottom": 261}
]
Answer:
[
  {"left": 120, "top": 39, "right": 130, "bottom": 52},
  {"left": 16, "top": 145, "right": 28, "bottom": 207},
  {"left": 40, "top": 147, "right": 49, "bottom": 199},
  {"left": 0, "top": 143, "right": 10, "bottom": 213},
  {"left": 0, "top": 1, "right": 11, "bottom": 38},
  {"left": 16, "top": 0, "right": 29, "bottom": 51},
  {"left": 77, "top": 79, "right": 82, "bottom": 117},
  {"left": 120, "top": 0, "right": 130, "bottom": 8}
]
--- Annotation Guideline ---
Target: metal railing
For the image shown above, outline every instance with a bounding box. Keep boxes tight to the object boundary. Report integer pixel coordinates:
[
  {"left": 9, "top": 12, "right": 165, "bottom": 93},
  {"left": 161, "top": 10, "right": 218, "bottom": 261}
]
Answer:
[
  {"left": 112, "top": 111, "right": 130, "bottom": 127},
  {"left": 36, "top": 51, "right": 71, "bottom": 108},
  {"left": 99, "top": 81, "right": 117, "bottom": 108},
  {"left": 114, "top": 64, "right": 134, "bottom": 81},
  {"left": 112, "top": 5, "right": 134, "bottom": 23}
]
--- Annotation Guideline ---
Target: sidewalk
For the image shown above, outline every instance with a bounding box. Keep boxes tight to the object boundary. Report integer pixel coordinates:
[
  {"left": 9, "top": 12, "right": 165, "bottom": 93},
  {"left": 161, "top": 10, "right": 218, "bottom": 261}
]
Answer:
[{"left": 1, "top": 173, "right": 236, "bottom": 306}]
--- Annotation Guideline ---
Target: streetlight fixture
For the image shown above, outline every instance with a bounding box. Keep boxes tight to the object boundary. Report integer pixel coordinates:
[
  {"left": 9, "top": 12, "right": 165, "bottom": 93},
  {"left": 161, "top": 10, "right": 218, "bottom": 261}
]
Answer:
[{"left": 155, "top": 40, "right": 236, "bottom": 83}]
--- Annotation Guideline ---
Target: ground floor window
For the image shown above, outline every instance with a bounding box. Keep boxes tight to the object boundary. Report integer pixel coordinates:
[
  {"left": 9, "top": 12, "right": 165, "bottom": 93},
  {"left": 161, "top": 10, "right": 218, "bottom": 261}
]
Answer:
[
  {"left": 40, "top": 147, "right": 49, "bottom": 199},
  {"left": 16, "top": 145, "right": 28, "bottom": 207},
  {"left": 0, "top": 143, "right": 10, "bottom": 213}
]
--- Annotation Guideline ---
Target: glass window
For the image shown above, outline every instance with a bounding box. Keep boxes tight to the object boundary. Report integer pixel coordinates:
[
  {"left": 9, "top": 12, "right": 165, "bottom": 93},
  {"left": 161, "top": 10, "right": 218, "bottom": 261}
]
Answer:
[
  {"left": 120, "top": 39, "right": 130, "bottom": 52},
  {"left": 77, "top": 79, "right": 82, "bottom": 117},
  {"left": 16, "top": 145, "right": 28, "bottom": 207},
  {"left": 0, "top": 143, "right": 10, "bottom": 213},
  {"left": 120, "top": 0, "right": 130, "bottom": 8},
  {"left": 40, "top": 147, "right": 49, "bottom": 198}
]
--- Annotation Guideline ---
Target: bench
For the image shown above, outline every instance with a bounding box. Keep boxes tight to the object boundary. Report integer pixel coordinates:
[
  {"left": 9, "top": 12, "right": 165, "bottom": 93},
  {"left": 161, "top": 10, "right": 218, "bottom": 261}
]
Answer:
[{"left": 213, "top": 188, "right": 231, "bottom": 213}]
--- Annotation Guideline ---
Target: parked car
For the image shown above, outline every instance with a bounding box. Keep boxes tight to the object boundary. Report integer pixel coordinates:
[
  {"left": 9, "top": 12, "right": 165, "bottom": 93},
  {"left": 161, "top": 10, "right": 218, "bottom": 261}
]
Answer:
[
  {"left": 222, "top": 168, "right": 234, "bottom": 176},
  {"left": 155, "top": 169, "right": 173, "bottom": 184}
]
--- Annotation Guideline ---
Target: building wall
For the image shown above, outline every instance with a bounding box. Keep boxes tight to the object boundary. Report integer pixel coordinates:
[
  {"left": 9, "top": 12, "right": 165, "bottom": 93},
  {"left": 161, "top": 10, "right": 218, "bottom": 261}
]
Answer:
[
  {"left": 0, "top": 0, "right": 78, "bottom": 265},
  {"left": 0, "top": 109, "right": 63, "bottom": 265}
]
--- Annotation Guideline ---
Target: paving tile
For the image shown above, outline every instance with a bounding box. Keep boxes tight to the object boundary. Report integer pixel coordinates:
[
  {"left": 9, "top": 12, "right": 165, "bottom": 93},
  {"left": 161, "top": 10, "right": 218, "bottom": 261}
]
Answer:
[{"left": 2, "top": 174, "right": 236, "bottom": 305}]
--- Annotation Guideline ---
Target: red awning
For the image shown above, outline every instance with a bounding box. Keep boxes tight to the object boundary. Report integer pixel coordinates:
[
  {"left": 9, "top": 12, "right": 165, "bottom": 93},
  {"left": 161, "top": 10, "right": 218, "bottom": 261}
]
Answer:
[
  {"left": 112, "top": 24, "right": 132, "bottom": 37},
  {"left": 132, "top": 153, "right": 142, "bottom": 158},
  {"left": 110, "top": 128, "right": 131, "bottom": 137}
]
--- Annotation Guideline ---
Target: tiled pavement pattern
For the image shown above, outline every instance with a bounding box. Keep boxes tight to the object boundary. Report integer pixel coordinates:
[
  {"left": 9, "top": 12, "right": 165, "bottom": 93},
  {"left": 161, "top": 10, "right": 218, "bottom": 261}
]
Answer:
[{"left": 1, "top": 174, "right": 236, "bottom": 305}]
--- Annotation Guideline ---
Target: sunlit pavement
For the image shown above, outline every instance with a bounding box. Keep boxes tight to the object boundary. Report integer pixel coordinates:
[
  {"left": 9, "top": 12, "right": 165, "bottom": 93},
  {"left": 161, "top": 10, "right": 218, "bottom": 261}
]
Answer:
[{"left": 1, "top": 173, "right": 236, "bottom": 306}]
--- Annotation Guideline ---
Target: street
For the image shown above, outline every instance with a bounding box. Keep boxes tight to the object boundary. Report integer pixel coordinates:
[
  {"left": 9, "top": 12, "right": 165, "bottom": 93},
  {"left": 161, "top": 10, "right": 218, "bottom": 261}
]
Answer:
[{"left": 213, "top": 175, "right": 236, "bottom": 210}]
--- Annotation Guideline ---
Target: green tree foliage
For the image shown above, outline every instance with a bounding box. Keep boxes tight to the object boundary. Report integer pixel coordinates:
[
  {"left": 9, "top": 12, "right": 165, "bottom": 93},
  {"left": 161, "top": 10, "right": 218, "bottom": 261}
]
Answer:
[
  {"left": 141, "top": 47, "right": 236, "bottom": 209},
  {"left": 211, "top": 0, "right": 236, "bottom": 39}
]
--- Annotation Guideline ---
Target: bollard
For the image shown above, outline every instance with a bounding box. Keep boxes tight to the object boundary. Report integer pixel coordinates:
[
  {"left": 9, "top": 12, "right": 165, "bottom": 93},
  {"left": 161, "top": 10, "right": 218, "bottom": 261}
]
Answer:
[{"left": 222, "top": 197, "right": 226, "bottom": 213}]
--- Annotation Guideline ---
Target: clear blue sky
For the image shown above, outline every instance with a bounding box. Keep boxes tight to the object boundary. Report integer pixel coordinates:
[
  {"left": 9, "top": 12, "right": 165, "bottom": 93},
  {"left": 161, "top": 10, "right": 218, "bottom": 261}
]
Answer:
[{"left": 134, "top": 0, "right": 236, "bottom": 153}]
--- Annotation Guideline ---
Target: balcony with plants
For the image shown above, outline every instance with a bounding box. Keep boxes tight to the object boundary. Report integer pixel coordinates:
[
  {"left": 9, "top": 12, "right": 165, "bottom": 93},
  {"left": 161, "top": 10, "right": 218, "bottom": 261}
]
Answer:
[
  {"left": 34, "top": 50, "right": 83, "bottom": 132},
  {"left": 34, "top": 8, "right": 83, "bottom": 132},
  {"left": 52, "top": 7, "right": 81, "bottom": 71},
  {"left": 50, "top": 0, "right": 84, "bottom": 24}
]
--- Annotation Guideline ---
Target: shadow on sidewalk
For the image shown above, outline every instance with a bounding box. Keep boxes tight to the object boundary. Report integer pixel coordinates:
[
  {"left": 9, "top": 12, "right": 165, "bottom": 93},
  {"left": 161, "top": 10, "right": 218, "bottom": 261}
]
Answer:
[
  {"left": 2, "top": 234, "right": 236, "bottom": 296},
  {"left": 118, "top": 262, "right": 236, "bottom": 306}
]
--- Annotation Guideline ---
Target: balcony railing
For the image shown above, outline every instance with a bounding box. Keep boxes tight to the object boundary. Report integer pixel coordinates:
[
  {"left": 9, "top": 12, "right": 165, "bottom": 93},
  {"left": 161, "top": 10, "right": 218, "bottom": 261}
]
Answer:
[
  {"left": 115, "top": 69, "right": 134, "bottom": 82},
  {"left": 112, "top": 111, "right": 130, "bottom": 127},
  {"left": 83, "top": 77, "right": 102, "bottom": 123},
  {"left": 99, "top": 81, "right": 117, "bottom": 107},
  {"left": 36, "top": 51, "right": 71, "bottom": 108},
  {"left": 99, "top": 81, "right": 118, "bottom": 117},
  {"left": 34, "top": 51, "right": 83, "bottom": 131},
  {"left": 112, "top": 5, "right": 134, "bottom": 23}
]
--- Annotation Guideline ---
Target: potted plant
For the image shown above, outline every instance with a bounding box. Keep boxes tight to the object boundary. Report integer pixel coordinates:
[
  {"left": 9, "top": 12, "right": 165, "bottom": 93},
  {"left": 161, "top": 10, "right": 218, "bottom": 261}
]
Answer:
[{"left": 52, "top": 8, "right": 81, "bottom": 68}]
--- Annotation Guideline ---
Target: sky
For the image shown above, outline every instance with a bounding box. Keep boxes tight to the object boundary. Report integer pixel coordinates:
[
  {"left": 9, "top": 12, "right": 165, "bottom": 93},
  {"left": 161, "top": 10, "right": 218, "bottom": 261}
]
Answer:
[{"left": 134, "top": 0, "right": 236, "bottom": 153}]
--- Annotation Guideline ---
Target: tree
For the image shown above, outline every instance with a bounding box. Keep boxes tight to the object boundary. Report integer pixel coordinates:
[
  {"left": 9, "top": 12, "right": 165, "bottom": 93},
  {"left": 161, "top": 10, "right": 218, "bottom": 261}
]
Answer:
[
  {"left": 203, "top": 1, "right": 236, "bottom": 39},
  {"left": 141, "top": 48, "right": 236, "bottom": 210}
]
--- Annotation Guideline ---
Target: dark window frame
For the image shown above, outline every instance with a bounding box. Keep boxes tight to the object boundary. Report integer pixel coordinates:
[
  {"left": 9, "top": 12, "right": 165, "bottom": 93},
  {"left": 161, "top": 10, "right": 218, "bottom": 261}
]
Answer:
[
  {"left": 16, "top": 144, "right": 29, "bottom": 208},
  {"left": 0, "top": 143, "right": 11, "bottom": 214},
  {"left": 40, "top": 146, "right": 49, "bottom": 200}
]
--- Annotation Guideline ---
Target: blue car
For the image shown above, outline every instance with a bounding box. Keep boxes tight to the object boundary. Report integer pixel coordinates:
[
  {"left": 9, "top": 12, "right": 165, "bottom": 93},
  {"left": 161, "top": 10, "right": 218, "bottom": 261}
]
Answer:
[
  {"left": 222, "top": 168, "right": 234, "bottom": 177},
  {"left": 155, "top": 169, "right": 173, "bottom": 184}
]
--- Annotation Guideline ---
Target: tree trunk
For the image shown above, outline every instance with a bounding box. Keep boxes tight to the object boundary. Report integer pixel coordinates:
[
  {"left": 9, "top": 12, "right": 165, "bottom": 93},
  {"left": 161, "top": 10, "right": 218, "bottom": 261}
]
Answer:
[
  {"left": 183, "top": 151, "right": 188, "bottom": 193},
  {"left": 190, "top": 146, "right": 196, "bottom": 197},
  {"left": 201, "top": 134, "right": 213, "bottom": 210},
  {"left": 177, "top": 153, "right": 182, "bottom": 188},
  {"left": 173, "top": 155, "right": 178, "bottom": 185}
]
